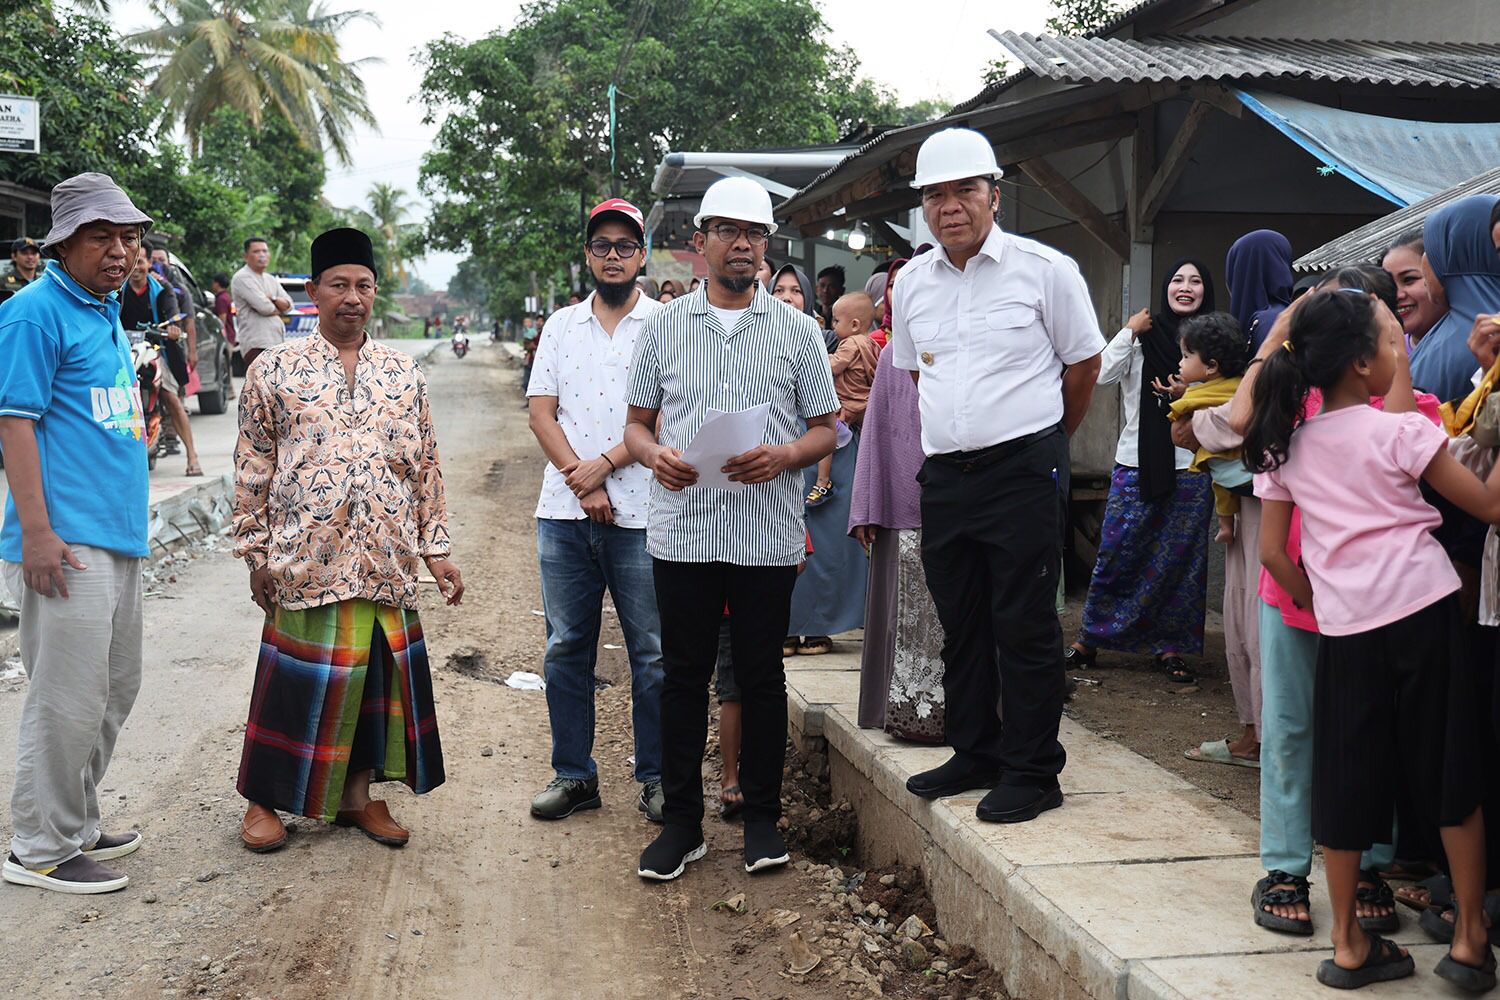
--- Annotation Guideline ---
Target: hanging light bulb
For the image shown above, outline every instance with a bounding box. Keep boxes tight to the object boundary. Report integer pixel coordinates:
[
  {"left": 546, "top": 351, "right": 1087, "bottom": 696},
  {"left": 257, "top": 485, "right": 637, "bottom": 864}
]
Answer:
[{"left": 847, "top": 225, "right": 867, "bottom": 252}]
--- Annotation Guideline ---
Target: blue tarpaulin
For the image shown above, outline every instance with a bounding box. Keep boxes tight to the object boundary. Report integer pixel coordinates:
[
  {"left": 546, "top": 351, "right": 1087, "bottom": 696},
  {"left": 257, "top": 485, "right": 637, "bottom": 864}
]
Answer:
[{"left": 1235, "top": 89, "right": 1500, "bottom": 207}]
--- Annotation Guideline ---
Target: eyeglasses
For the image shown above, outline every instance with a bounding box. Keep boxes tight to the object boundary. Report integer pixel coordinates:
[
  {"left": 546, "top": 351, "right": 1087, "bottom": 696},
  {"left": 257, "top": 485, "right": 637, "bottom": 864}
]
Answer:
[
  {"left": 706, "top": 223, "right": 771, "bottom": 246},
  {"left": 586, "top": 239, "right": 644, "bottom": 258}
]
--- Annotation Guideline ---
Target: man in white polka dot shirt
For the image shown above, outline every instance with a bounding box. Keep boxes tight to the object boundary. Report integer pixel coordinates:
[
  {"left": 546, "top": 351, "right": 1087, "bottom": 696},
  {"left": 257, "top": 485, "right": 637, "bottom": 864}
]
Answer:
[{"left": 525, "top": 198, "right": 666, "bottom": 825}]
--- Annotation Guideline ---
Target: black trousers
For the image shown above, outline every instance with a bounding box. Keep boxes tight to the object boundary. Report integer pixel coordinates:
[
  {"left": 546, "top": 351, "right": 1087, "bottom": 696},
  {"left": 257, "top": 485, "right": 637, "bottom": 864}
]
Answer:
[
  {"left": 653, "top": 559, "right": 798, "bottom": 831},
  {"left": 918, "top": 427, "right": 1069, "bottom": 786}
]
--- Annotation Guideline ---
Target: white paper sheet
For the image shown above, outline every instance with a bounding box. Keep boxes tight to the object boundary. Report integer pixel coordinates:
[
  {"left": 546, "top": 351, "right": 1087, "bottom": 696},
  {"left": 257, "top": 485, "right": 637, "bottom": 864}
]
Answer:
[{"left": 680, "top": 404, "right": 772, "bottom": 491}]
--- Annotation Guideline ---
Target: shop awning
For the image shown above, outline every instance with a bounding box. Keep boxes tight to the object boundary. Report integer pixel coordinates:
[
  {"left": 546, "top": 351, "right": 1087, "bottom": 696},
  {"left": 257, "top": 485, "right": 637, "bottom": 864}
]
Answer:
[{"left": 1234, "top": 89, "right": 1500, "bottom": 207}]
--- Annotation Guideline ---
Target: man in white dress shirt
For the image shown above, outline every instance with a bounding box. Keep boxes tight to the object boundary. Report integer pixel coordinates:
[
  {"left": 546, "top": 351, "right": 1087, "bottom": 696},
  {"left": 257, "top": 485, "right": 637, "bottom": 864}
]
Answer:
[
  {"left": 889, "top": 128, "right": 1105, "bottom": 824},
  {"left": 526, "top": 199, "right": 666, "bottom": 825}
]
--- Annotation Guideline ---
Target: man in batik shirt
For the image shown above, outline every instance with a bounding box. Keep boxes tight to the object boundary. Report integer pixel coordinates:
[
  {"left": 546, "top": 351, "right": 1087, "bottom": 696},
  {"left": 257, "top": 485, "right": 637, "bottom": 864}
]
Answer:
[{"left": 231, "top": 227, "right": 464, "bottom": 852}]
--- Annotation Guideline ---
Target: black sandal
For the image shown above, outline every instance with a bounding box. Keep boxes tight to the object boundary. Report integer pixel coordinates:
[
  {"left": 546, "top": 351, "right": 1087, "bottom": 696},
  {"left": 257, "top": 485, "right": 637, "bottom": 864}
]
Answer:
[
  {"left": 1436, "top": 946, "right": 1498, "bottom": 993},
  {"left": 1419, "top": 896, "right": 1500, "bottom": 946},
  {"left": 1063, "top": 645, "right": 1097, "bottom": 670},
  {"left": 1315, "top": 934, "right": 1415, "bottom": 989},
  {"left": 1253, "top": 870, "right": 1314, "bottom": 936},
  {"left": 1356, "top": 868, "right": 1400, "bottom": 933},
  {"left": 1158, "top": 655, "right": 1196, "bottom": 684}
]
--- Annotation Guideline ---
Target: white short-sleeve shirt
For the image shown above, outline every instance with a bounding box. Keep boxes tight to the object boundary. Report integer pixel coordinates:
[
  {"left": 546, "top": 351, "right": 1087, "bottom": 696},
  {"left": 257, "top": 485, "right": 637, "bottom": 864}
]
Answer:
[
  {"left": 527, "top": 291, "right": 660, "bottom": 528},
  {"left": 890, "top": 226, "right": 1105, "bottom": 456}
]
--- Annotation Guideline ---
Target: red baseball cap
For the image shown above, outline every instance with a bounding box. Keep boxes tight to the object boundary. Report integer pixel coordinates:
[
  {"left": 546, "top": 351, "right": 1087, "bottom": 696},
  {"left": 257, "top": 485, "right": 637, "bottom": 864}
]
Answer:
[{"left": 587, "top": 198, "right": 645, "bottom": 242}]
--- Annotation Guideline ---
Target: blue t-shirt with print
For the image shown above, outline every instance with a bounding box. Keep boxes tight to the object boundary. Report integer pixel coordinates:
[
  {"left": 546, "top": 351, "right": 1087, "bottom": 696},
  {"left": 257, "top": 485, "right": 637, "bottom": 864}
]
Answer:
[{"left": 0, "top": 266, "right": 150, "bottom": 559}]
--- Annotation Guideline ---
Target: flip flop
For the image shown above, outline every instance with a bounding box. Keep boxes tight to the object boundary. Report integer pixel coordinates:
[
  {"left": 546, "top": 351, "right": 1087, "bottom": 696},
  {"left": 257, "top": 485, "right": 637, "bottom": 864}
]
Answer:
[
  {"left": 1396, "top": 873, "right": 1452, "bottom": 912},
  {"left": 1379, "top": 859, "right": 1442, "bottom": 883},
  {"left": 1183, "top": 738, "right": 1260, "bottom": 769},
  {"left": 719, "top": 785, "right": 743, "bottom": 821},
  {"left": 184, "top": 462, "right": 204, "bottom": 477}
]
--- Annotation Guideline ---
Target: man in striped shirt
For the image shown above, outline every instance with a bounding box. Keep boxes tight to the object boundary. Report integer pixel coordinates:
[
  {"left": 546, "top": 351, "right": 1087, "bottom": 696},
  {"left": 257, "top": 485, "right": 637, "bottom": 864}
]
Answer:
[{"left": 625, "top": 177, "right": 838, "bottom": 882}]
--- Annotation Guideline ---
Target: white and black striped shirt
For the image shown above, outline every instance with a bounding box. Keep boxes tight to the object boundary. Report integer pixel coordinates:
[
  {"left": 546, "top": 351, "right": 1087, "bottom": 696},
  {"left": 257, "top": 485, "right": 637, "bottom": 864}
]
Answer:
[{"left": 626, "top": 285, "right": 839, "bottom": 566}]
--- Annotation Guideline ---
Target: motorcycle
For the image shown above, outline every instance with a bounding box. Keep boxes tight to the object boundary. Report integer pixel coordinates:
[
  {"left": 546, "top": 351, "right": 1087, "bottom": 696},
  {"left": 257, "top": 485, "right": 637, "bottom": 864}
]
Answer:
[
  {"left": 128, "top": 314, "right": 184, "bottom": 471},
  {"left": 451, "top": 331, "right": 470, "bottom": 359}
]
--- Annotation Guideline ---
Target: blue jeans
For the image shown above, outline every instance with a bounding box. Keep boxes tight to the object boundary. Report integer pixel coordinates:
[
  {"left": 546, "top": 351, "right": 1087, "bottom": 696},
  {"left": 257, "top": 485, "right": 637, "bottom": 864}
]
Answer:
[
  {"left": 537, "top": 518, "right": 663, "bottom": 783},
  {"left": 1259, "top": 601, "right": 1393, "bottom": 875}
]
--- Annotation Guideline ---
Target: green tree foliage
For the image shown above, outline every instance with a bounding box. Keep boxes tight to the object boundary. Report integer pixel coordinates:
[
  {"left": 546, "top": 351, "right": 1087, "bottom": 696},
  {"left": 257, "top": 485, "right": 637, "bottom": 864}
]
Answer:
[
  {"left": 128, "top": 0, "right": 380, "bottom": 166},
  {"left": 1046, "top": 0, "right": 1122, "bottom": 35},
  {"left": 417, "top": 0, "right": 912, "bottom": 318},
  {"left": 196, "top": 105, "right": 326, "bottom": 250},
  {"left": 0, "top": 5, "right": 157, "bottom": 188}
]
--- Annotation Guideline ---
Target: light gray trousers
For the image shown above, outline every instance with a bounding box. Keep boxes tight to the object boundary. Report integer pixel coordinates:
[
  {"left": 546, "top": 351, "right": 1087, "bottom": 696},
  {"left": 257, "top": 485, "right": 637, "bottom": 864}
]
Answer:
[{"left": 5, "top": 545, "right": 143, "bottom": 868}]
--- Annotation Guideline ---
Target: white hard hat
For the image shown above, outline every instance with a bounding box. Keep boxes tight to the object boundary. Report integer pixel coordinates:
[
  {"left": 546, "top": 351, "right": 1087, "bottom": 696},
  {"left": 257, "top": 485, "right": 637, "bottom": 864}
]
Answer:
[
  {"left": 910, "top": 128, "right": 1005, "bottom": 189},
  {"left": 694, "top": 176, "right": 778, "bottom": 235}
]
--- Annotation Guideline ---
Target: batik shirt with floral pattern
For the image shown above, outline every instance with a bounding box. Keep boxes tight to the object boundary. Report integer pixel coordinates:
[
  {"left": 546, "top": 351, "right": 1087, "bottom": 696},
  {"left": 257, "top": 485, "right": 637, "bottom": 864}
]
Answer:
[{"left": 232, "top": 333, "right": 450, "bottom": 611}]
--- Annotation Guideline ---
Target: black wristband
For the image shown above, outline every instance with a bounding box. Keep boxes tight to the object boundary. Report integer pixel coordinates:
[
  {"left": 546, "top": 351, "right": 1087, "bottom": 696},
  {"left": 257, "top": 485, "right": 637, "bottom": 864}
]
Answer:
[{"left": 604, "top": 453, "right": 617, "bottom": 471}]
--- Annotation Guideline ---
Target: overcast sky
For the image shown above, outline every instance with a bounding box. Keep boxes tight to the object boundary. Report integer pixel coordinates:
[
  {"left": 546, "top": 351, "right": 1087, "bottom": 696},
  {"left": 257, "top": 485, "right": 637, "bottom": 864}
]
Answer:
[{"left": 113, "top": 0, "right": 1056, "bottom": 286}]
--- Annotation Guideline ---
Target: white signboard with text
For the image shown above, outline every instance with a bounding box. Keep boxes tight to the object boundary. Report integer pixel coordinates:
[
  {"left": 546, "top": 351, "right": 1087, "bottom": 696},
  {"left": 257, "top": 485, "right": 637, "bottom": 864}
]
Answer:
[{"left": 0, "top": 96, "right": 40, "bottom": 154}]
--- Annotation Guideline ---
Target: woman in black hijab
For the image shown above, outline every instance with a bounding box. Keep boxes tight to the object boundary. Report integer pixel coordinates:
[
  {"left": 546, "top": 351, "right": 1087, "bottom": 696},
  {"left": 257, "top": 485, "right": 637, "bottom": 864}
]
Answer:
[{"left": 1065, "top": 259, "right": 1218, "bottom": 683}]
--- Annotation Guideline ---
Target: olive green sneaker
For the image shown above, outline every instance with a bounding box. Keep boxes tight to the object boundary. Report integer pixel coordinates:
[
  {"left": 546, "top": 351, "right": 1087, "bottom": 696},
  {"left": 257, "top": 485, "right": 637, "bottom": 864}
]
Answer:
[
  {"left": 637, "top": 780, "right": 665, "bottom": 824},
  {"left": 530, "top": 776, "right": 601, "bottom": 820}
]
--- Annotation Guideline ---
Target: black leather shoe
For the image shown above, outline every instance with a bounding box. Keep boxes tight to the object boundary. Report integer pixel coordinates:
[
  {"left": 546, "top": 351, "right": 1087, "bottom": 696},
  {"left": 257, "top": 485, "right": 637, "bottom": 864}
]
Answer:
[
  {"left": 905, "top": 755, "right": 1001, "bottom": 800},
  {"left": 975, "top": 782, "right": 1063, "bottom": 823}
]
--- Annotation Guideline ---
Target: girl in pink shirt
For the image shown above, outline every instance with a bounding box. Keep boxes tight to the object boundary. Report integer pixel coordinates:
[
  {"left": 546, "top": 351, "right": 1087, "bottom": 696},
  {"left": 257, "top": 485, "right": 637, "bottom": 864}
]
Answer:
[{"left": 1246, "top": 289, "right": 1500, "bottom": 991}]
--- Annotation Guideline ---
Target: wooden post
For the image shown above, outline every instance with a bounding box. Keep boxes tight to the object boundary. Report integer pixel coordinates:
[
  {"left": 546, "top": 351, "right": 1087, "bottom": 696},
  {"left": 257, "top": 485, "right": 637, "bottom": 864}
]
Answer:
[
  {"left": 1016, "top": 157, "right": 1130, "bottom": 262},
  {"left": 1138, "top": 101, "right": 1214, "bottom": 229}
]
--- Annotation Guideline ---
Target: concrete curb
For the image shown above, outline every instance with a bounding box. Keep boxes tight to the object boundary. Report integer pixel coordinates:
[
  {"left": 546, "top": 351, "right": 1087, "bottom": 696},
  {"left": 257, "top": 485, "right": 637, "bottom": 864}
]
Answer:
[{"left": 784, "top": 653, "right": 1446, "bottom": 1000}]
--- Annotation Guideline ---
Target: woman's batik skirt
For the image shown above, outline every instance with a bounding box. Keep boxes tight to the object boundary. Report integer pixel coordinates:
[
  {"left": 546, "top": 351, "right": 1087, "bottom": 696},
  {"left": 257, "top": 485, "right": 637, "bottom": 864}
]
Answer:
[
  {"left": 1080, "top": 465, "right": 1213, "bottom": 656},
  {"left": 237, "top": 599, "right": 445, "bottom": 821}
]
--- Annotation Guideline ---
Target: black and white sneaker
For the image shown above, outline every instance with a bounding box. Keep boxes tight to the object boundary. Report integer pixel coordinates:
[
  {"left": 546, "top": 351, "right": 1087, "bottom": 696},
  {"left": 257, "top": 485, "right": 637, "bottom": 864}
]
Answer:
[
  {"left": 744, "top": 821, "right": 790, "bottom": 874},
  {"left": 638, "top": 826, "right": 707, "bottom": 881}
]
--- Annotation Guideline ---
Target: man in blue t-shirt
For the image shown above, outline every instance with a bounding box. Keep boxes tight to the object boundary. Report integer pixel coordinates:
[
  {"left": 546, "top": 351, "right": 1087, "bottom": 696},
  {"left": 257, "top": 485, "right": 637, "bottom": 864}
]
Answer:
[{"left": 0, "top": 173, "right": 153, "bottom": 896}]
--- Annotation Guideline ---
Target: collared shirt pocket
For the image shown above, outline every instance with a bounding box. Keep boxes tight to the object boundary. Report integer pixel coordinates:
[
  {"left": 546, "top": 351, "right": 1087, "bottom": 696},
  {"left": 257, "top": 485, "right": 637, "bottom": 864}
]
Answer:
[
  {"left": 908, "top": 320, "right": 945, "bottom": 368},
  {"left": 984, "top": 303, "right": 1046, "bottom": 370}
]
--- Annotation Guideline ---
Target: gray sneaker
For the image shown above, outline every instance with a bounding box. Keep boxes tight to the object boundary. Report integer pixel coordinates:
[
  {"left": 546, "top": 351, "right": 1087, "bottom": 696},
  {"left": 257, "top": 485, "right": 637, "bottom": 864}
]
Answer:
[
  {"left": 530, "top": 776, "right": 601, "bottom": 820},
  {"left": 638, "top": 781, "right": 665, "bottom": 824}
]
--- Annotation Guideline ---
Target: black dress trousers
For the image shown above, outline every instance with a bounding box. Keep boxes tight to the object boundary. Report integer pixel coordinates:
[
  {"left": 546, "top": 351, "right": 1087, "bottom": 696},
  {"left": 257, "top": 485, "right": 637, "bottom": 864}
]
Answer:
[{"left": 917, "top": 427, "right": 1069, "bottom": 786}]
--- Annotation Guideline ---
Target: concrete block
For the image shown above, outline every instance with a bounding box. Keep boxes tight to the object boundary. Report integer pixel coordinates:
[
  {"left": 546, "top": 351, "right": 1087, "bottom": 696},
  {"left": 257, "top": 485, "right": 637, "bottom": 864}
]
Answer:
[
  {"left": 1058, "top": 717, "right": 1195, "bottom": 794},
  {"left": 1021, "top": 857, "right": 1429, "bottom": 963},
  {"left": 1131, "top": 944, "right": 1451, "bottom": 1000},
  {"left": 951, "top": 788, "right": 1258, "bottom": 867}
]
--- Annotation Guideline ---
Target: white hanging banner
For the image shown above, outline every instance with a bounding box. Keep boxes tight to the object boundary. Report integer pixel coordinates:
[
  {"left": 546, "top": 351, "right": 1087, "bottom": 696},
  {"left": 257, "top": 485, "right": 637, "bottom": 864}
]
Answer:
[{"left": 0, "top": 95, "right": 39, "bottom": 154}]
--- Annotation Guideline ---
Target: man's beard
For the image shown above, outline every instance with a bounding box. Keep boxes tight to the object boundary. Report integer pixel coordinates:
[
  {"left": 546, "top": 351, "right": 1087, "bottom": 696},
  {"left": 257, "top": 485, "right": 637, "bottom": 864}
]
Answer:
[
  {"left": 594, "top": 275, "right": 635, "bottom": 307},
  {"left": 715, "top": 273, "right": 755, "bottom": 294}
]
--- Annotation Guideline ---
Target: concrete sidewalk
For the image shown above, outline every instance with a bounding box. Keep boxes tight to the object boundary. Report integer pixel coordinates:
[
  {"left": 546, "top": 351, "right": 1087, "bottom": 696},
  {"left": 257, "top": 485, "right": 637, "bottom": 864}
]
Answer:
[{"left": 785, "top": 642, "right": 1445, "bottom": 1000}]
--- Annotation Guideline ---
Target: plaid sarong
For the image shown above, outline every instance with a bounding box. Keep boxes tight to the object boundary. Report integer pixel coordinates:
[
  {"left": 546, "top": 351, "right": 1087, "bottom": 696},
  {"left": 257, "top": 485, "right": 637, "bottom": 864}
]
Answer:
[{"left": 237, "top": 599, "right": 445, "bottom": 821}]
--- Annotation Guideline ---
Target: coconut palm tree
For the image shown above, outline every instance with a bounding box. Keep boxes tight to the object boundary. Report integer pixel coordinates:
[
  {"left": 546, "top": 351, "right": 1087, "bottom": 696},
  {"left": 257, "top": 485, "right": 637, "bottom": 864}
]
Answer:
[
  {"left": 368, "top": 182, "right": 417, "bottom": 290},
  {"left": 128, "top": 0, "right": 380, "bottom": 166}
]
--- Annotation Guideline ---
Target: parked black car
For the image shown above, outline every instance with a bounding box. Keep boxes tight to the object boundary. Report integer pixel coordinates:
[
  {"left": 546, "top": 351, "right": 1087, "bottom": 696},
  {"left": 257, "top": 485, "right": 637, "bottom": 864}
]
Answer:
[{"left": 160, "top": 252, "right": 234, "bottom": 415}]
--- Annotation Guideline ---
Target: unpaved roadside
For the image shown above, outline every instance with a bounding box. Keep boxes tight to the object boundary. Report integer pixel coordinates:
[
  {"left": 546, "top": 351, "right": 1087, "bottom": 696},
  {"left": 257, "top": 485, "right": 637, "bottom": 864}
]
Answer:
[{"left": 0, "top": 344, "right": 1006, "bottom": 1000}]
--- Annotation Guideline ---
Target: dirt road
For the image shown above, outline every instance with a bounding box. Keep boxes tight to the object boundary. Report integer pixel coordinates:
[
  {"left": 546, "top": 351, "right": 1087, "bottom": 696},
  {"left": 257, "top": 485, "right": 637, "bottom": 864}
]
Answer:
[{"left": 0, "top": 343, "right": 1001, "bottom": 1000}]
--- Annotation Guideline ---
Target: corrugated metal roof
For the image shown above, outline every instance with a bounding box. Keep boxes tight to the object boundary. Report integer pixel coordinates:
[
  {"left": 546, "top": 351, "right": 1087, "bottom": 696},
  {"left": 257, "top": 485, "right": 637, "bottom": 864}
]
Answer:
[
  {"left": 1294, "top": 166, "right": 1500, "bottom": 272},
  {"left": 993, "top": 32, "right": 1500, "bottom": 90},
  {"left": 782, "top": 33, "right": 1500, "bottom": 228}
]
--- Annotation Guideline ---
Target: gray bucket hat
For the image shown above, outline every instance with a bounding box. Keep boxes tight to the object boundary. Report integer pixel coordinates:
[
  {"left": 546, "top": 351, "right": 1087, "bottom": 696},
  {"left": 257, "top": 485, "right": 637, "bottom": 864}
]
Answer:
[{"left": 42, "top": 172, "right": 153, "bottom": 250}]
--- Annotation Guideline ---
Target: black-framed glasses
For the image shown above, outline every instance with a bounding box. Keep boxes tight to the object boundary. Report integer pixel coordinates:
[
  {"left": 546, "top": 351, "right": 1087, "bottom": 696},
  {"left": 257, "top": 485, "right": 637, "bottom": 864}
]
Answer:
[
  {"left": 586, "top": 238, "right": 644, "bottom": 258},
  {"left": 706, "top": 223, "right": 771, "bottom": 246}
]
